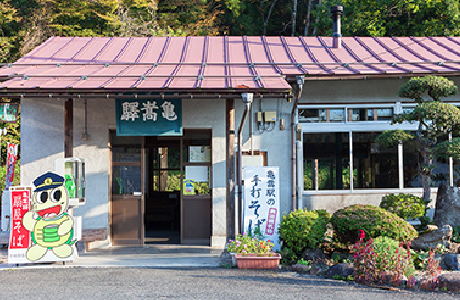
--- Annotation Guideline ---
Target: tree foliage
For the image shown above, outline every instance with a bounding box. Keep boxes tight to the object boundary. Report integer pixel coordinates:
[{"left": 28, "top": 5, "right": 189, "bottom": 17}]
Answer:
[
  {"left": 377, "top": 76, "right": 460, "bottom": 208},
  {"left": 311, "top": 0, "right": 460, "bottom": 37},
  {"left": 1, "top": 0, "right": 460, "bottom": 64},
  {"left": 376, "top": 130, "right": 414, "bottom": 148},
  {"left": 398, "top": 76, "right": 459, "bottom": 102}
]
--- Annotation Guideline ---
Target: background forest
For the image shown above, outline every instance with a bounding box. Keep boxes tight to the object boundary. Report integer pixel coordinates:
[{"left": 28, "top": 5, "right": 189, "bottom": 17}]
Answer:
[{"left": 1, "top": 0, "right": 460, "bottom": 64}]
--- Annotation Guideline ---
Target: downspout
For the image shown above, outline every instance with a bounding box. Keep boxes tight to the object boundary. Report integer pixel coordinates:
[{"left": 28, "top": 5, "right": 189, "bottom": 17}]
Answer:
[
  {"left": 291, "top": 75, "right": 304, "bottom": 212},
  {"left": 237, "top": 92, "right": 253, "bottom": 234}
]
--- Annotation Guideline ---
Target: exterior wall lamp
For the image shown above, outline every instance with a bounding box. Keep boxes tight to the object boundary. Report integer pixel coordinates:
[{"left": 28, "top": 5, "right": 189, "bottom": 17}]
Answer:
[{"left": 242, "top": 92, "right": 253, "bottom": 104}]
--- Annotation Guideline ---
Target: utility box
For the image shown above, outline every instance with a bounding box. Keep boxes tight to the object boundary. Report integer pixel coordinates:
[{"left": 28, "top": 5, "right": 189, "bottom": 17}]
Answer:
[
  {"left": 54, "top": 158, "right": 86, "bottom": 208},
  {"left": 264, "top": 111, "right": 277, "bottom": 122}
]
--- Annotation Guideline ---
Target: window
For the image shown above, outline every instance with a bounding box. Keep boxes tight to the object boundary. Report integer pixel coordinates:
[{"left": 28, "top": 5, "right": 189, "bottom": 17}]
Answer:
[
  {"left": 403, "top": 138, "right": 421, "bottom": 187},
  {"left": 299, "top": 109, "right": 326, "bottom": 123},
  {"left": 301, "top": 103, "right": 460, "bottom": 192},
  {"left": 353, "top": 132, "right": 398, "bottom": 189},
  {"left": 299, "top": 106, "right": 395, "bottom": 123},
  {"left": 376, "top": 108, "right": 393, "bottom": 120},
  {"left": 304, "top": 133, "right": 350, "bottom": 190},
  {"left": 329, "top": 109, "right": 345, "bottom": 122},
  {"left": 182, "top": 130, "right": 212, "bottom": 196}
]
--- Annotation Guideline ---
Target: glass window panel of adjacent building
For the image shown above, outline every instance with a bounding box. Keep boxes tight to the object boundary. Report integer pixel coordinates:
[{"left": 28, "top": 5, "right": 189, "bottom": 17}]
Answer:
[{"left": 300, "top": 105, "right": 456, "bottom": 191}]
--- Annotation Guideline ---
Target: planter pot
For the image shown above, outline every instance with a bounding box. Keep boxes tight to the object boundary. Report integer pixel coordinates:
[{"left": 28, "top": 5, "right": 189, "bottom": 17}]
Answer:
[{"left": 235, "top": 253, "right": 281, "bottom": 269}]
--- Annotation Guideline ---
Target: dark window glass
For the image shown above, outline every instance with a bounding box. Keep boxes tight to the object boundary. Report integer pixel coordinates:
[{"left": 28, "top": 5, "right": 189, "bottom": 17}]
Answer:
[
  {"left": 112, "top": 165, "right": 141, "bottom": 195},
  {"left": 404, "top": 139, "right": 421, "bottom": 187},
  {"left": 303, "top": 133, "right": 350, "bottom": 190},
  {"left": 432, "top": 135, "right": 449, "bottom": 187},
  {"left": 112, "top": 147, "right": 141, "bottom": 163},
  {"left": 376, "top": 108, "right": 393, "bottom": 120},
  {"left": 299, "top": 109, "right": 326, "bottom": 123},
  {"left": 349, "top": 108, "right": 393, "bottom": 121},
  {"left": 353, "top": 132, "right": 398, "bottom": 189}
]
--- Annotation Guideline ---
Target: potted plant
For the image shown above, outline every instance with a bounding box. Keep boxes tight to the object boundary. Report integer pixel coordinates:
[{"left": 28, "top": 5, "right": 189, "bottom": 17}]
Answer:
[{"left": 226, "top": 233, "right": 281, "bottom": 269}]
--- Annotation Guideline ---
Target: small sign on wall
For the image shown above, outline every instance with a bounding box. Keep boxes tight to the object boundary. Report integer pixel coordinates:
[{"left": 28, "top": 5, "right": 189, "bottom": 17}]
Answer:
[
  {"left": 183, "top": 179, "right": 194, "bottom": 195},
  {"left": 243, "top": 166, "right": 280, "bottom": 251},
  {"left": 0, "top": 103, "right": 19, "bottom": 124},
  {"left": 115, "top": 98, "right": 182, "bottom": 136}
]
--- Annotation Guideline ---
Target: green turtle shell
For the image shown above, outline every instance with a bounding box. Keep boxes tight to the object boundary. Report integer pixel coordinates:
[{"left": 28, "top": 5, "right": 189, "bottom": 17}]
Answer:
[{"left": 33, "top": 214, "right": 72, "bottom": 248}]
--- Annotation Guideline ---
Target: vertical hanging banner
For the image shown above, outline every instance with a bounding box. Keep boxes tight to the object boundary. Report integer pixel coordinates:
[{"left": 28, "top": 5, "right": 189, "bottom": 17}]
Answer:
[
  {"left": 5, "top": 143, "right": 18, "bottom": 189},
  {"left": 8, "top": 171, "right": 77, "bottom": 264},
  {"left": 115, "top": 98, "right": 182, "bottom": 136},
  {"left": 8, "top": 187, "right": 31, "bottom": 264},
  {"left": 243, "top": 166, "right": 280, "bottom": 251}
]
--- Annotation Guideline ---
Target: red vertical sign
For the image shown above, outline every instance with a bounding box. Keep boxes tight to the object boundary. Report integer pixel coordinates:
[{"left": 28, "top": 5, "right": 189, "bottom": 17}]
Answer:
[
  {"left": 265, "top": 208, "right": 277, "bottom": 236},
  {"left": 9, "top": 190, "right": 30, "bottom": 249}
]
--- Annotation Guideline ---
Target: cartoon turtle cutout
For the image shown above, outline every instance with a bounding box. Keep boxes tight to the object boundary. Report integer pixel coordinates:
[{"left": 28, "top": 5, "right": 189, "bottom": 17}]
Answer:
[{"left": 22, "top": 171, "right": 75, "bottom": 261}]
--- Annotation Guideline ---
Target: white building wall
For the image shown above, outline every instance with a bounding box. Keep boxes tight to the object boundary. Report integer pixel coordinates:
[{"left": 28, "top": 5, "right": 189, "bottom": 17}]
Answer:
[
  {"left": 236, "top": 98, "right": 294, "bottom": 218},
  {"left": 300, "top": 77, "right": 460, "bottom": 104},
  {"left": 304, "top": 191, "right": 437, "bottom": 216},
  {"left": 72, "top": 98, "right": 113, "bottom": 230},
  {"left": 21, "top": 98, "right": 65, "bottom": 187}
]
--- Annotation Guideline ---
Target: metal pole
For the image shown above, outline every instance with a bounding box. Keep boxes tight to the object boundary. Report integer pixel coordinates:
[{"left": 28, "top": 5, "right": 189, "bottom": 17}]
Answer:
[{"left": 237, "top": 94, "right": 253, "bottom": 234}]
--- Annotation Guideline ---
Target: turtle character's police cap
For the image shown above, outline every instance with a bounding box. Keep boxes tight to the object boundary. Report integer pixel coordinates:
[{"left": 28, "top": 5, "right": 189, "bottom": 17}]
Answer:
[{"left": 33, "top": 172, "right": 64, "bottom": 192}]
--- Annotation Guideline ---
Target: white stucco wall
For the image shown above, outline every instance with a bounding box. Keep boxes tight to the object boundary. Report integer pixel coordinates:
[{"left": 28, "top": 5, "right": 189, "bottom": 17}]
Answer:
[
  {"left": 303, "top": 191, "right": 437, "bottom": 216},
  {"left": 300, "top": 77, "right": 460, "bottom": 104},
  {"left": 72, "top": 98, "right": 113, "bottom": 230},
  {"left": 235, "top": 98, "right": 293, "bottom": 218},
  {"left": 21, "top": 98, "right": 65, "bottom": 186}
]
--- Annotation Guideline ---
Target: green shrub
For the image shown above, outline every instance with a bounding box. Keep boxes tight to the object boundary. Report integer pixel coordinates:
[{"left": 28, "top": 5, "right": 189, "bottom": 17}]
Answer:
[
  {"left": 380, "top": 193, "right": 425, "bottom": 220},
  {"left": 353, "top": 235, "right": 415, "bottom": 283},
  {"left": 452, "top": 225, "right": 460, "bottom": 243},
  {"left": 330, "top": 204, "right": 418, "bottom": 244},
  {"left": 373, "top": 236, "right": 402, "bottom": 271},
  {"left": 278, "top": 209, "right": 331, "bottom": 261}
]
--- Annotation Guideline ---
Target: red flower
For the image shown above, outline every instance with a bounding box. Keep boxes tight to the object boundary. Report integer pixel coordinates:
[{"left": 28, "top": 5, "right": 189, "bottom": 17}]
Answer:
[{"left": 359, "top": 230, "right": 365, "bottom": 239}]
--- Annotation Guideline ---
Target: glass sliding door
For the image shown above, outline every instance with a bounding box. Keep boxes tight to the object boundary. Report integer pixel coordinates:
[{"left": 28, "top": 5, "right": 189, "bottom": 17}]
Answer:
[
  {"left": 182, "top": 130, "right": 212, "bottom": 245},
  {"left": 110, "top": 132, "right": 144, "bottom": 245}
]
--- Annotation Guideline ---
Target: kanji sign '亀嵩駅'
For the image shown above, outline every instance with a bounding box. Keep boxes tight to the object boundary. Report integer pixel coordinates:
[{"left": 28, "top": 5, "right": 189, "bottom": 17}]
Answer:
[{"left": 115, "top": 98, "right": 182, "bottom": 136}]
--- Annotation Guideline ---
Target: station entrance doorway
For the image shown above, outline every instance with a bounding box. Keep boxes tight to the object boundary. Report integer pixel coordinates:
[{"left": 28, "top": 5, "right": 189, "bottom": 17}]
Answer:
[{"left": 110, "top": 130, "right": 212, "bottom": 246}]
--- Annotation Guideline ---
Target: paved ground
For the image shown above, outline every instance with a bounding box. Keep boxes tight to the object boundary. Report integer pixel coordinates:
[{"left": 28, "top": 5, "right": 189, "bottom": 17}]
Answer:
[
  {"left": 1, "top": 244, "right": 459, "bottom": 297},
  {"left": 0, "top": 268, "right": 459, "bottom": 300},
  {"left": 0, "top": 245, "right": 225, "bottom": 269}
]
